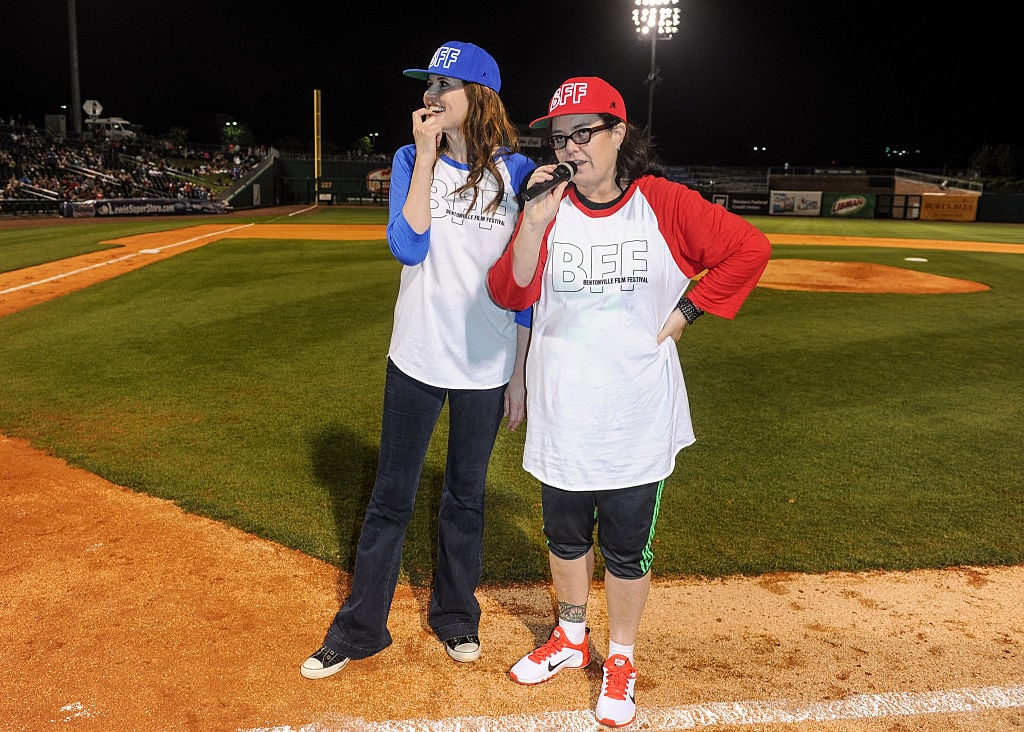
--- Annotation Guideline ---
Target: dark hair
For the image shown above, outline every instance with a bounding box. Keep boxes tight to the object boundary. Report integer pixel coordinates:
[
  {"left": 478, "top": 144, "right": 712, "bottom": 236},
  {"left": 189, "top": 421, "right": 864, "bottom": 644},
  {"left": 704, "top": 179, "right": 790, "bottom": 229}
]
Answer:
[
  {"left": 437, "top": 82, "right": 520, "bottom": 215},
  {"left": 599, "top": 113, "right": 665, "bottom": 189}
]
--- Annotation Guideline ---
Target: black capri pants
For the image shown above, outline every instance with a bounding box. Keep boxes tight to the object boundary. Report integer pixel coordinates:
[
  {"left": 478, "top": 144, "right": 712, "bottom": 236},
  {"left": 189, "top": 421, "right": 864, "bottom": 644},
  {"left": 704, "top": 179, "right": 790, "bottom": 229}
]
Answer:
[{"left": 541, "top": 480, "right": 664, "bottom": 579}]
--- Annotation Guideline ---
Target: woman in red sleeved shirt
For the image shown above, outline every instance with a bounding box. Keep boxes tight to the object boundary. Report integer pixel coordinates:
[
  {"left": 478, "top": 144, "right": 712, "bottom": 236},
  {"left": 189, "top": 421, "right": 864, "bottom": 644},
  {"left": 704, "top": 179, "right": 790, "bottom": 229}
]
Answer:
[{"left": 487, "top": 76, "right": 771, "bottom": 728}]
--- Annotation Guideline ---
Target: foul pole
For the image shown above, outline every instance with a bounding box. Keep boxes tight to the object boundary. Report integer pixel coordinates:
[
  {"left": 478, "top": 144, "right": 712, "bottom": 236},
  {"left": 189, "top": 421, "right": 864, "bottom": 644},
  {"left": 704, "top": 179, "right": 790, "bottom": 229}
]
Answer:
[{"left": 313, "top": 89, "right": 322, "bottom": 205}]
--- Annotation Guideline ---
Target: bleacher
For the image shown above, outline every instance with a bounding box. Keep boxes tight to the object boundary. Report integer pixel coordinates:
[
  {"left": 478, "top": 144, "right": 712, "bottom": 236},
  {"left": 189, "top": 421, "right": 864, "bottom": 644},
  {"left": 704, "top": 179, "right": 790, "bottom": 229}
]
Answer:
[{"left": 2, "top": 117, "right": 270, "bottom": 216}]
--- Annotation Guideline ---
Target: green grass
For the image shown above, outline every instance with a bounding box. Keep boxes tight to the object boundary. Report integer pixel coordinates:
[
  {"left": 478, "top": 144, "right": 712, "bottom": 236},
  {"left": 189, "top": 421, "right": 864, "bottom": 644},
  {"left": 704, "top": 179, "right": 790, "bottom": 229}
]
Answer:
[
  {"left": 0, "top": 221, "right": 182, "bottom": 273},
  {"left": 0, "top": 206, "right": 389, "bottom": 274},
  {"left": 745, "top": 215, "right": 1024, "bottom": 244},
  {"left": 1, "top": 207, "right": 1021, "bottom": 583}
]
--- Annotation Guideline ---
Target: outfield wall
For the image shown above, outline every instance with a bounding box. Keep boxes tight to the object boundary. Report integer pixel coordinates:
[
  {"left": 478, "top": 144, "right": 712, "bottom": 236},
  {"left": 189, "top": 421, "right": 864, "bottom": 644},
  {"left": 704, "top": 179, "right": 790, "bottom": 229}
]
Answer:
[
  {"left": 225, "top": 159, "right": 1021, "bottom": 223},
  {"left": 663, "top": 167, "right": 990, "bottom": 222}
]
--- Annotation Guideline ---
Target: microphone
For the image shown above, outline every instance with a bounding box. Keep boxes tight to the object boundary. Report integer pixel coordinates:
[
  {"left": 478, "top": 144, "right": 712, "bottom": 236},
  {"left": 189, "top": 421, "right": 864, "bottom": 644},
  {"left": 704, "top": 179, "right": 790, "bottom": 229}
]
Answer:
[{"left": 521, "top": 161, "right": 577, "bottom": 202}]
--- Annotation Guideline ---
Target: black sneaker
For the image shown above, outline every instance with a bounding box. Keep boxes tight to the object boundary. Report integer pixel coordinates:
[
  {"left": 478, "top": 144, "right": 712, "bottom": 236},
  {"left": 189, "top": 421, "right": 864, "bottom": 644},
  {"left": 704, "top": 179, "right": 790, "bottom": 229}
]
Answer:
[
  {"left": 444, "top": 634, "right": 481, "bottom": 662},
  {"left": 300, "top": 645, "right": 350, "bottom": 679}
]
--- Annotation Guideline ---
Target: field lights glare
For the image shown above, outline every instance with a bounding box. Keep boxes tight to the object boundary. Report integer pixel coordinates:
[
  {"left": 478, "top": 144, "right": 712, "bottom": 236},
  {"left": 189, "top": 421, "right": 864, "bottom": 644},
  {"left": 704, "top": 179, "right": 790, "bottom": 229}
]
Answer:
[
  {"left": 630, "top": 0, "right": 679, "bottom": 140},
  {"left": 632, "top": 0, "right": 680, "bottom": 39}
]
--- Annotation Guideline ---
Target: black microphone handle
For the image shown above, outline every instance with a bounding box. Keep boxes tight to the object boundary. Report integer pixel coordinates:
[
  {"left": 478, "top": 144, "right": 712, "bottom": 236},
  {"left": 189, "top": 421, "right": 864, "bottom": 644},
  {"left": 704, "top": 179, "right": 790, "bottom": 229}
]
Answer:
[{"left": 522, "top": 161, "right": 577, "bottom": 202}]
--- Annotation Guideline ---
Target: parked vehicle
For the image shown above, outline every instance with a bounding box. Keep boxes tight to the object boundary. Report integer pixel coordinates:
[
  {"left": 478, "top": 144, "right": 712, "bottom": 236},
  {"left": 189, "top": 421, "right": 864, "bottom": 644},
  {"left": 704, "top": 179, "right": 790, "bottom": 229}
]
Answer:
[{"left": 84, "top": 116, "right": 138, "bottom": 141}]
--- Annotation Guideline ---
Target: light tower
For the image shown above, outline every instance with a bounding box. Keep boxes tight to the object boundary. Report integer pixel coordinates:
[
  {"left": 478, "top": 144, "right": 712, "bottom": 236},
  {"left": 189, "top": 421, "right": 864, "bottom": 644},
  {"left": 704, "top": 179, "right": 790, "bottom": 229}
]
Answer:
[{"left": 631, "top": 0, "right": 680, "bottom": 141}]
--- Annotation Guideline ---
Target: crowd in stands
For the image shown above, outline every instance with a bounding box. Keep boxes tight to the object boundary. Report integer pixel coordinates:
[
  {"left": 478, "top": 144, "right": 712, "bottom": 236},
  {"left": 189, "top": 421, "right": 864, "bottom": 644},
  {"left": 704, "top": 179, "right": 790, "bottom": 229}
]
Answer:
[{"left": 1, "top": 118, "right": 268, "bottom": 204}]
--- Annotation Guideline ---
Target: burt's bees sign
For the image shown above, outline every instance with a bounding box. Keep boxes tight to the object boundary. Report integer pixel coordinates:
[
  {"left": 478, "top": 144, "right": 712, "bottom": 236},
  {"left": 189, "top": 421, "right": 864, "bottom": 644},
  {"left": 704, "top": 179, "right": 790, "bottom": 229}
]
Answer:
[{"left": 920, "top": 193, "right": 979, "bottom": 222}]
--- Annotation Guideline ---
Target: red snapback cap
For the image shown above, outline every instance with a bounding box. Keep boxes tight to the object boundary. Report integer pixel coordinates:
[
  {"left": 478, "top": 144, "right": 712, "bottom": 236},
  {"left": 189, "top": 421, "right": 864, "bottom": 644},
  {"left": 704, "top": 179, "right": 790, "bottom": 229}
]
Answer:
[{"left": 529, "top": 77, "right": 627, "bottom": 129}]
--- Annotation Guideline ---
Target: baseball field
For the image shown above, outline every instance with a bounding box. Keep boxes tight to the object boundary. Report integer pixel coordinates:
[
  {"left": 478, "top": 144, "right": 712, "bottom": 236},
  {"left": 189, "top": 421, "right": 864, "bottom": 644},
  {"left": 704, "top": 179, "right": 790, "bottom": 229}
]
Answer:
[{"left": 1, "top": 205, "right": 1022, "bottom": 731}]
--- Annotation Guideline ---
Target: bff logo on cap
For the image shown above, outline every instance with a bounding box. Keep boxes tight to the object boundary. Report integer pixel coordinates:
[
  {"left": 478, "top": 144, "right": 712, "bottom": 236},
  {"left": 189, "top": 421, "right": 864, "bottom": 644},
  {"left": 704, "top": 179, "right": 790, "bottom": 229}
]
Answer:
[
  {"left": 403, "top": 40, "right": 502, "bottom": 92},
  {"left": 431, "top": 46, "right": 462, "bottom": 70},
  {"left": 550, "top": 81, "right": 589, "bottom": 112},
  {"left": 529, "top": 76, "right": 627, "bottom": 129}
]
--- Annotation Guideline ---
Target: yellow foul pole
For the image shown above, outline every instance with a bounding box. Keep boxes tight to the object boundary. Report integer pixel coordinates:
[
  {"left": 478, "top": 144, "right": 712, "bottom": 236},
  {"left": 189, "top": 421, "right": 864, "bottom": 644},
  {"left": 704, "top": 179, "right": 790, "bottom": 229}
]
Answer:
[{"left": 313, "top": 89, "right": 322, "bottom": 205}]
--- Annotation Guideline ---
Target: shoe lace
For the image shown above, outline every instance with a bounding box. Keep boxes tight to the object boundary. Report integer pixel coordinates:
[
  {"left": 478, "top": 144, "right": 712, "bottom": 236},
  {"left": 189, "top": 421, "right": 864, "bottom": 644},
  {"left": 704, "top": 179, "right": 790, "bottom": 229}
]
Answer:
[
  {"left": 315, "top": 646, "right": 337, "bottom": 663},
  {"left": 602, "top": 657, "right": 634, "bottom": 700},
  {"left": 528, "top": 630, "right": 568, "bottom": 662}
]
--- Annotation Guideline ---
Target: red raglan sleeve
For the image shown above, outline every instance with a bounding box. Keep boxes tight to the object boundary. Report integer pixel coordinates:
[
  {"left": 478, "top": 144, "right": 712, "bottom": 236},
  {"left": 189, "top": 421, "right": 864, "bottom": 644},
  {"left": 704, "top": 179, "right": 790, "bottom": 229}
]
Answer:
[
  {"left": 640, "top": 176, "right": 771, "bottom": 319},
  {"left": 486, "top": 216, "right": 547, "bottom": 311}
]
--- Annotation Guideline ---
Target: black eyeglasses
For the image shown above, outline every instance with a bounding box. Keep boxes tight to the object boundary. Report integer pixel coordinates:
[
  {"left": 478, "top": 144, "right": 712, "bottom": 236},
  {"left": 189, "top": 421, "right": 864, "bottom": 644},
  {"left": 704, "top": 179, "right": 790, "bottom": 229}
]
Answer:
[{"left": 545, "top": 122, "right": 617, "bottom": 150}]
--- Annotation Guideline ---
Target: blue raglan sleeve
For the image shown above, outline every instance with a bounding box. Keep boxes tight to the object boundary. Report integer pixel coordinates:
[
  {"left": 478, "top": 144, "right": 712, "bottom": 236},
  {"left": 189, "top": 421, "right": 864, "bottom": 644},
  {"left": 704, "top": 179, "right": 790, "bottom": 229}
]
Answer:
[
  {"left": 385, "top": 145, "right": 430, "bottom": 265},
  {"left": 503, "top": 152, "right": 537, "bottom": 329},
  {"left": 504, "top": 152, "right": 537, "bottom": 200}
]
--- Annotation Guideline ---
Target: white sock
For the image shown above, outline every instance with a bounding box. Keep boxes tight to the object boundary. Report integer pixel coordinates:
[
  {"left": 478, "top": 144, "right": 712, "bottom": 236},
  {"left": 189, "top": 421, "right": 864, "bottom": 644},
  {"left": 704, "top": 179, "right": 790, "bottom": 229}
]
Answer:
[
  {"left": 608, "top": 640, "right": 634, "bottom": 662},
  {"left": 559, "top": 619, "right": 587, "bottom": 645}
]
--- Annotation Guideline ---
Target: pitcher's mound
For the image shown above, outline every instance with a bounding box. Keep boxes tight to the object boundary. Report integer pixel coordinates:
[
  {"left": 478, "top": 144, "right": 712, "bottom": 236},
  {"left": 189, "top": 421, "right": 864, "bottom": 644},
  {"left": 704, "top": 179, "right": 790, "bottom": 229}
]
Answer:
[{"left": 758, "top": 258, "right": 990, "bottom": 293}]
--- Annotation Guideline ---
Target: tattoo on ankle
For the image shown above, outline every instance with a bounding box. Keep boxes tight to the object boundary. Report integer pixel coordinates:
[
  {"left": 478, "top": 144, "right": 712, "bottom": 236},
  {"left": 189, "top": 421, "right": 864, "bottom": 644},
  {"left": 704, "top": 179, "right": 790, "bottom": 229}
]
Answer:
[{"left": 558, "top": 601, "right": 587, "bottom": 623}]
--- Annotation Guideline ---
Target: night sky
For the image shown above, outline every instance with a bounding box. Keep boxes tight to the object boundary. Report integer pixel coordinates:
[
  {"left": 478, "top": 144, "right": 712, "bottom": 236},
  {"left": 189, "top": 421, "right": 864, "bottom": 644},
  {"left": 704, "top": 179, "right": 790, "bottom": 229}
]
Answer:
[{"left": 3, "top": 1, "right": 1017, "bottom": 170}]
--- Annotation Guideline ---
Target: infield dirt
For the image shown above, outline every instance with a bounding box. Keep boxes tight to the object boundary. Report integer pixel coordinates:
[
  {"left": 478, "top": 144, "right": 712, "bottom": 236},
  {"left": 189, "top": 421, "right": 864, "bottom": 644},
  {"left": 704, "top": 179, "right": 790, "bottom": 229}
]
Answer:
[{"left": 1, "top": 209, "right": 1021, "bottom": 731}]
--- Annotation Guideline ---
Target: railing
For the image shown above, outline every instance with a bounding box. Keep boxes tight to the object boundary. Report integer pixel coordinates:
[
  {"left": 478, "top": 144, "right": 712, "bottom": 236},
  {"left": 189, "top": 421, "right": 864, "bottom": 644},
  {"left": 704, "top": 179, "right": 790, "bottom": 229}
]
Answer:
[
  {"left": 63, "top": 163, "right": 121, "bottom": 185},
  {"left": 666, "top": 166, "right": 770, "bottom": 193},
  {"left": 278, "top": 151, "right": 390, "bottom": 163},
  {"left": 9, "top": 183, "right": 60, "bottom": 200},
  {"left": 222, "top": 154, "right": 278, "bottom": 205},
  {"left": 894, "top": 167, "right": 983, "bottom": 193},
  {"left": 0, "top": 198, "right": 62, "bottom": 215}
]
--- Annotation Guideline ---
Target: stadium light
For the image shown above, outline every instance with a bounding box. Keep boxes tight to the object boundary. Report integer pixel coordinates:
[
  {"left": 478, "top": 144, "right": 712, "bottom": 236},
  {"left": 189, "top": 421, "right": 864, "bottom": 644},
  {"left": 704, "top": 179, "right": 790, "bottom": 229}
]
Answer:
[{"left": 631, "top": 0, "right": 680, "bottom": 141}]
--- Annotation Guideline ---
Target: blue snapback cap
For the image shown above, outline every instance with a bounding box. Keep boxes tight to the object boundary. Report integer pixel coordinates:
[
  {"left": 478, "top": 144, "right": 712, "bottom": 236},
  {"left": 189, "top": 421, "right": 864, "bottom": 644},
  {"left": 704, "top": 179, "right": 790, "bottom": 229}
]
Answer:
[{"left": 403, "top": 41, "right": 501, "bottom": 92}]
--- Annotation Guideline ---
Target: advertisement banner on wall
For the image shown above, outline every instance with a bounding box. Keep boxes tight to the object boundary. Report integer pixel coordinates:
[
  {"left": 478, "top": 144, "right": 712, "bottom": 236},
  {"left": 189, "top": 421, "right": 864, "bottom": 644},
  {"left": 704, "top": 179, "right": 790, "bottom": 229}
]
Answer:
[
  {"left": 920, "top": 193, "right": 979, "bottom": 222},
  {"left": 713, "top": 194, "right": 771, "bottom": 215},
  {"left": 60, "top": 198, "right": 228, "bottom": 218},
  {"left": 822, "top": 193, "right": 876, "bottom": 218},
  {"left": 770, "top": 190, "right": 822, "bottom": 216}
]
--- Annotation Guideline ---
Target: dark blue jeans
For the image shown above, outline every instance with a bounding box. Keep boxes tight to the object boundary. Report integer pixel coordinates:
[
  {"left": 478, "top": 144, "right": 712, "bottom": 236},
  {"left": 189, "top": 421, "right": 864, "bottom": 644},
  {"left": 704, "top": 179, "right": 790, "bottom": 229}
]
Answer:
[{"left": 323, "top": 359, "right": 507, "bottom": 659}]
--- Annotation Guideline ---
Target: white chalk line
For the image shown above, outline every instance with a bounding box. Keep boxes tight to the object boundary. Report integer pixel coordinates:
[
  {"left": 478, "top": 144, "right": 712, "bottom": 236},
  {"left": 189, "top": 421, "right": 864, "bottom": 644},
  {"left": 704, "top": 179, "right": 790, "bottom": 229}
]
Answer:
[
  {"left": 242, "top": 684, "right": 1024, "bottom": 732},
  {"left": 0, "top": 223, "right": 254, "bottom": 296}
]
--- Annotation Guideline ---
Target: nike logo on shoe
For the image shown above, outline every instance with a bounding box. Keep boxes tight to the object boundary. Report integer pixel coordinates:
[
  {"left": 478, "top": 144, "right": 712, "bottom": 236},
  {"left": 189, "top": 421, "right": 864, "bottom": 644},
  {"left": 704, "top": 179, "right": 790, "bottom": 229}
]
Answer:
[{"left": 547, "top": 656, "right": 575, "bottom": 672}]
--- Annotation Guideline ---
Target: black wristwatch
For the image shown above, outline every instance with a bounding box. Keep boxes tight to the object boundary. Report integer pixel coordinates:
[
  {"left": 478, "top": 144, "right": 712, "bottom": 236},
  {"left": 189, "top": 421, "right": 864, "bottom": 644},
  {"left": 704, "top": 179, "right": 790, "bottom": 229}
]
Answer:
[{"left": 676, "top": 296, "right": 705, "bottom": 325}]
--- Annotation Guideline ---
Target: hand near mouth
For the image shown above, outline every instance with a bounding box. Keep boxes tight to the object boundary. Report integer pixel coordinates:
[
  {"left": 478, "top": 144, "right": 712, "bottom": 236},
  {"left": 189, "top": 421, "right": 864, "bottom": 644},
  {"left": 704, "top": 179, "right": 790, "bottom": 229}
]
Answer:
[{"left": 411, "top": 106, "right": 443, "bottom": 158}]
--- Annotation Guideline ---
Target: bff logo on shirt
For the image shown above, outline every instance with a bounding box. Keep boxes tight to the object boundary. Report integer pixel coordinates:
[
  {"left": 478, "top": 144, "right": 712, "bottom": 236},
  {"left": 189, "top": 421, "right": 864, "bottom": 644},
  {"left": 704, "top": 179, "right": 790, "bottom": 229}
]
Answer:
[{"left": 551, "top": 241, "right": 650, "bottom": 293}]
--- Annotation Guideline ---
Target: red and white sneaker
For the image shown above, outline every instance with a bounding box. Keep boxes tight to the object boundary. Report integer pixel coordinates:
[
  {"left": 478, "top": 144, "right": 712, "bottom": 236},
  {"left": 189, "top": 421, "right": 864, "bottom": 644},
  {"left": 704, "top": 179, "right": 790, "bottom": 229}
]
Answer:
[
  {"left": 508, "top": 626, "right": 590, "bottom": 685},
  {"left": 595, "top": 654, "right": 637, "bottom": 727}
]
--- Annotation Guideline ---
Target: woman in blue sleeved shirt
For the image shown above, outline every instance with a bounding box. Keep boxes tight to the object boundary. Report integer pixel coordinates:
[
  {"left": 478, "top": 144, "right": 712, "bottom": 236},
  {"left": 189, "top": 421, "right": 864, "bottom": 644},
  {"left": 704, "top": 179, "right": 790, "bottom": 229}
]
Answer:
[{"left": 300, "top": 40, "right": 535, "bottom": 679}]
